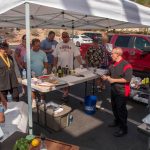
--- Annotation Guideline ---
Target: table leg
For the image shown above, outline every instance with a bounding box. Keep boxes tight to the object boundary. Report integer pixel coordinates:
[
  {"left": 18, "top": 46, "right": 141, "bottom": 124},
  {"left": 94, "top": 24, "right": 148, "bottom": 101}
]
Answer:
[
  {"left": 148, "top": 137, "right": 150, "bottom": 150},
  {"left": 92, "top": 79, "right": 95, "bottom": 95},
  {"left": 85, "top": 81, "right": 87, "bottom": 97},
  {"left": 44, "top": 102, "right": 47, "bottom": 127},
  {"left": 35, "top": 91, "right": 41, "bottom": 123},
  {"left": 34, "top": 92, "right": 52, "bottom": 133}
]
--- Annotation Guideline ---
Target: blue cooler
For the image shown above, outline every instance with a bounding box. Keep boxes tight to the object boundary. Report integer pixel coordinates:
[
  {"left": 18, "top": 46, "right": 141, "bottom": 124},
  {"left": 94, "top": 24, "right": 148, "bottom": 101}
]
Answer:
[{"left": 84, "top": 95, "right": 97, "bottom": 115}]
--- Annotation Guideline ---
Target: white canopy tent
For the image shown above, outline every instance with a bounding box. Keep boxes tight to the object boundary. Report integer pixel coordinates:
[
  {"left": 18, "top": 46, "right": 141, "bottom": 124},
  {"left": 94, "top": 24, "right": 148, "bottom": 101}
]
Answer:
[
  {"left": 0, "top": 0, "right": 149, "bottom": 134},
  {"left": 0, "top": 0, "right": 150, "bottom": 29}
]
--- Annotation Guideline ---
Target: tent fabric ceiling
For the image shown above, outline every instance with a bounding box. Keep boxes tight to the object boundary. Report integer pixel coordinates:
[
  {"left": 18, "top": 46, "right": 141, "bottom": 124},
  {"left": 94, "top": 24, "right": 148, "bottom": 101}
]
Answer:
[{"left": 0, "top": 0, "right": 149, "bottom": 29}]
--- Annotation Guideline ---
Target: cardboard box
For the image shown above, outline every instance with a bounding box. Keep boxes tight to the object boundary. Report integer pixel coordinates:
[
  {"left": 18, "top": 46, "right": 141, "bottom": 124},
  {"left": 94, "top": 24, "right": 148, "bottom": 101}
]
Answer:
[{"left": 39, "top": 104, "right": 72, "bottom": 131}]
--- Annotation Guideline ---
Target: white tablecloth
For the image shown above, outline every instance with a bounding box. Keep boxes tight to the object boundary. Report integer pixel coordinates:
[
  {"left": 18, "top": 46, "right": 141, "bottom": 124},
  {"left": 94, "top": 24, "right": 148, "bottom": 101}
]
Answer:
[{"left": 20, "top": 68, "right": 108, "bottom": 93}]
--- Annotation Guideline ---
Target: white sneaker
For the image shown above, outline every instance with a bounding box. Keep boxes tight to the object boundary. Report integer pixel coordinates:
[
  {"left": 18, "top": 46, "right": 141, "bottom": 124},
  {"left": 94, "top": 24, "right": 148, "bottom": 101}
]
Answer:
[
  {"left": 19, "top": 92, "right": 24, "bottom": 98},
  {"left": 32, "top": 99, "right": 37, "bottom": 108},
  {"left": 19, "top": 88, "right": 25, "bottom": 98},
  {"left": 96, "top": 101, "right": 103, "bottom": 109}
]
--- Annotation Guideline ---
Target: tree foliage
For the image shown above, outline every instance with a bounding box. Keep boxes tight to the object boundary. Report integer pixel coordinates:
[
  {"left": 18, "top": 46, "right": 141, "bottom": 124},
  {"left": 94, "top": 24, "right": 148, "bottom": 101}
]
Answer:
[{"left": 132, "top": 0, "right": 150, "bottom": 7}]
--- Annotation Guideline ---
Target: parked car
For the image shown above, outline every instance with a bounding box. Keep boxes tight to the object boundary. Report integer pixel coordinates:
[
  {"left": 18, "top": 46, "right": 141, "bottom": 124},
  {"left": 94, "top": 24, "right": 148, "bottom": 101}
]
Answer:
[
  {"left": 82, "top": 32, "right": 102, "bottom": 41},
  {"left": 80, "top": 34, "right": 150, "bottom": 73},
  {"left": 80, "top": 43, "right": 92, "bottom": 59},
  {"left": 110, "top": 34, "right": 150, "bottom": 72},
  {"left": 70, "top": 34, "right": 93, "bottom": 47}
]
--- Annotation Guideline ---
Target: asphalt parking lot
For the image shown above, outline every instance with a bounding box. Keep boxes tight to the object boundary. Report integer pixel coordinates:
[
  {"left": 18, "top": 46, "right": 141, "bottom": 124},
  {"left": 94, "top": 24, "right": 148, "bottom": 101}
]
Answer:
[
  {"left": 10, "top": 44, "right": 150, "bottom": 149},
  {"left": 30, "top": 81, "right": 149, "bottom": 150}
]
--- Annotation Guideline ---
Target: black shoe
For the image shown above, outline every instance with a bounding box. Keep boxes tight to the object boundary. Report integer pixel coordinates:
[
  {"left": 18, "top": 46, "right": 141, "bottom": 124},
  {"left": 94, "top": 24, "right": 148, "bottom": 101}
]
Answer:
[
  {"left": 108, "top": 121, "right": 119, "bottom": 127},
  {"left": 113, "top": 129, "right": 127, "bottom": 137}
]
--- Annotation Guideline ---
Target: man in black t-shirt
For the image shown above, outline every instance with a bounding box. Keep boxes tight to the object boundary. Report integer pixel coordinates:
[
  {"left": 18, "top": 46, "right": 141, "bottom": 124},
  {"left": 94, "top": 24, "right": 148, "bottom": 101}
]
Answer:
[{"left": 102, "top": 47, "right": 132, "bottom": 137}]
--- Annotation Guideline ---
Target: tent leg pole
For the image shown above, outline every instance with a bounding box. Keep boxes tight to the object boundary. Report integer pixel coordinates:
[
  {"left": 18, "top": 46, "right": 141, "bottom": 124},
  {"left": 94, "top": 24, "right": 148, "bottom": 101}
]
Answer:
[
  {"left": 25, "top": 2, "right": 33, "bottom": 135},
  {"left": 148, "top": 137, "right": 150, "bottom": 150}
]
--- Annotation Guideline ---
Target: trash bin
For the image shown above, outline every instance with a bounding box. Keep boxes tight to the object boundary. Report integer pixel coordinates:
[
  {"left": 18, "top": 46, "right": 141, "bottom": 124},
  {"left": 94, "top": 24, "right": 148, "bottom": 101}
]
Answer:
[{"left": 84, "top": 95, "right": 97, "bottom": 115}]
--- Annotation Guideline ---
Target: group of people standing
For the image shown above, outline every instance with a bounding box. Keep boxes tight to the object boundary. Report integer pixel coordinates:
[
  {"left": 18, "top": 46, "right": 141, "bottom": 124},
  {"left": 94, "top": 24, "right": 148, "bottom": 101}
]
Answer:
[
  {"left": 0, "top": 30, "right": 133, "bottom": 138},
  {"left": 13, "top": 31, "right": 82, "bottom": 107}
]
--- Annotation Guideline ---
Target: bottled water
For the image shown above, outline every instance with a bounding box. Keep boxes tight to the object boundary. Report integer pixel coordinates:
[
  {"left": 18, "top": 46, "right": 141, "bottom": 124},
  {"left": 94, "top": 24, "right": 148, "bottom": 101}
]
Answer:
[
  {"left": 68, "top": 114, "right": 73, "bottom": 126},
  {"left": 0, "top": 103, "right": 4, "bottom": 113},
  {"left": 7, "top": 92, "right": 12, "bottom": 102},
  {"left": 22, "top": 69, "right": 26, "bottom": 79},
  {"left": 0, "top": 104, "right": 7, "bottom": 139},
  {"left": 31, "top": 71, "right": 36, "bottom": 78},
  {"left": 40, "top": 135, "right": 47, "bottom": 150}
]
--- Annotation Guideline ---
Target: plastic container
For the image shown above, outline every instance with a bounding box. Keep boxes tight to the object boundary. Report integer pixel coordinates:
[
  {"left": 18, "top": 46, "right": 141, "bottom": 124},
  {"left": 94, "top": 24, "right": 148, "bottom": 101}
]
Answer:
[
  {"left": 0, "top": 103, "right": 4, "bottom": 112},
  {"left": 68, "top": 114, "right": 73, "bottom": 126},
  {"left": 22, "top": 69, "right": 26, "bottom": 79},
  {"left": 40, "top": 136, "right": 47, "bottom": 150},
  {"left": 7, "top": 92, "right": 12, "bottom": 102},
  {"left": 84, "top": 95, "right": 97, "bottom": 115}
]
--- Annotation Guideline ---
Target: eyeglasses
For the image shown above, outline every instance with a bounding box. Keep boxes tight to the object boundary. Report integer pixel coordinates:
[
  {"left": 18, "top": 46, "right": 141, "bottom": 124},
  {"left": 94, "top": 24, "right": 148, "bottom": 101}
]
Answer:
[{"left": 111, "top": 52, "right": 118, "bottom": 55}]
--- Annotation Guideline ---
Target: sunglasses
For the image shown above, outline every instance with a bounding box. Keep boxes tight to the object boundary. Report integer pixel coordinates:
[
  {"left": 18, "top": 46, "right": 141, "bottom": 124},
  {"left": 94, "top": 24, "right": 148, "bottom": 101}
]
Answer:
[{"left": 62, "top": 36, "right": 69, "bottom": 38}]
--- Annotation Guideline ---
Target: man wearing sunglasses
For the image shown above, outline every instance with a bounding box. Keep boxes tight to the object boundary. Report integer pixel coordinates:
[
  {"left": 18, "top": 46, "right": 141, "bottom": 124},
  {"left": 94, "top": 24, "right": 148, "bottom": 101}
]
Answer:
[{"left": 53, "top": 32, "right": 82, "bottom": 101}]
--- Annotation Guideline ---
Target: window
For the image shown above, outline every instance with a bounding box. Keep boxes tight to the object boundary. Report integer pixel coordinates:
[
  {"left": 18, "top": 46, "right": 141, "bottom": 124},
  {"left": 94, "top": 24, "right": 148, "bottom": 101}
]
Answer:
[
  {"left": 81, "top": 35, "right": 89, "bottom": 38},
  {"left": 73, "top": 35, "right": 79, "bottom": 39},
  {"left": 115, "top": 36, "right": 131, "bottom": 48},
  {"left": 134, "top": 37, "right": 150, "bottom": 51}
]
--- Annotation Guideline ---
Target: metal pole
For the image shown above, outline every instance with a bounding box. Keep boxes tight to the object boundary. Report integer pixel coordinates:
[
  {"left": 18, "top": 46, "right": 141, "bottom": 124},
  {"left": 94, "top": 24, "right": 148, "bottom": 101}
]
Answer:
[
  {"left": 72, "top": 20, "right": 74, "bottom": 37},
  {"left": 148, "top": 138, "right": 150, "bottom": 150},
  {"left": 92, "top": 79, "right": 95, "bottom": 95},
  {"left": 25, "top": 2, "right": 33, "bottom": 134},
  {"left": 85, "top": 81, "right": 87, "bottom": 97}
]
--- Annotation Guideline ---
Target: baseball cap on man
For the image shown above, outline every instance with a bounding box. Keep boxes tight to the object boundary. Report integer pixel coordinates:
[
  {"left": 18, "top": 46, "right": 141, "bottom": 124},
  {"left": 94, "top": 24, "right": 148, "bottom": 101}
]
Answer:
[{"left": 62, "top": 32, "right": 69, "bottom": 38}]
